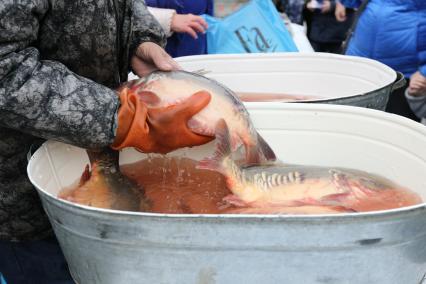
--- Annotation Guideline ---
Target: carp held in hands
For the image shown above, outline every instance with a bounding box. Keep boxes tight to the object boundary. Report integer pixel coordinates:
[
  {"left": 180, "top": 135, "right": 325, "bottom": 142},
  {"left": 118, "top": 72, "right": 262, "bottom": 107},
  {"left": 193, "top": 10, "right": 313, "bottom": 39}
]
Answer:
[{"left": 128, "top": 70, "right": 276, "bottom": 165}]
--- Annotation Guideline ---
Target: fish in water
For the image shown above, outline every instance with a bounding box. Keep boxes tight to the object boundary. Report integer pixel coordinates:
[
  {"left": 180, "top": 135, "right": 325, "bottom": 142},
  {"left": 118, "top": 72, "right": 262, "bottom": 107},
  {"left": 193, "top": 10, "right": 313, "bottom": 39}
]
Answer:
[
  {"left": 198, "top": 119, "right": 422, "bottom": 213},
  {"left": 59, "top": 148, "right": 150, "bottom": 212},
  {"left": 125, "top": 70, "right": 276, "bottom": 165}
]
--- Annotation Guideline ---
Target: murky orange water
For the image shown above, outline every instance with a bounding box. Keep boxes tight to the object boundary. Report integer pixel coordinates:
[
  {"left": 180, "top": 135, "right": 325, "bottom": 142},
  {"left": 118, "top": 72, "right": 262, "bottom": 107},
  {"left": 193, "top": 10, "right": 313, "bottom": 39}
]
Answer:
[
  {"left": 60, "top": 157, "right": 422, "bottom": 214},
  {"left": 121, "top": 157, "right": 231, "bottom": 214}
]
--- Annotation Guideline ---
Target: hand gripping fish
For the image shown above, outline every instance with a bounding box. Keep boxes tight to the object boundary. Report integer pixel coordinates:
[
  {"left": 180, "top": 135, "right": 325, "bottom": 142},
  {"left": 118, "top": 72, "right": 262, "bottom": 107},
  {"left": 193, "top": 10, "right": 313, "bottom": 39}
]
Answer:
[
  {"left": 198, "top": 120, "right": 421, "bottom": 213},
  {"left": 126, "top": 70, "right": 276, "bottom": 165}
]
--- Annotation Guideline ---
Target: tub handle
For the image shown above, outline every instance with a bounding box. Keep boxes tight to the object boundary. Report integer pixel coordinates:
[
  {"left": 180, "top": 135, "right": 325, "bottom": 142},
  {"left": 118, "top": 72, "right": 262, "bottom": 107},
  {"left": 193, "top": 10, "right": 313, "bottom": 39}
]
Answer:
[{"left": 391, "top": 71, "right": 406, "bottom": 92}]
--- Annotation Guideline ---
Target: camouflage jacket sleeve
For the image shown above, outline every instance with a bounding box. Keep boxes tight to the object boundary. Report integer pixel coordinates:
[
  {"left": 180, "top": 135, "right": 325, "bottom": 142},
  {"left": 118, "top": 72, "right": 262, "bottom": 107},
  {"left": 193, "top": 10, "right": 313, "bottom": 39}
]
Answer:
[
  {"left": 130, "top": 0, "right": 167, "bottom": 57},
  {"left": 0, "top": 0, "right": 120, "bottom": 149}
]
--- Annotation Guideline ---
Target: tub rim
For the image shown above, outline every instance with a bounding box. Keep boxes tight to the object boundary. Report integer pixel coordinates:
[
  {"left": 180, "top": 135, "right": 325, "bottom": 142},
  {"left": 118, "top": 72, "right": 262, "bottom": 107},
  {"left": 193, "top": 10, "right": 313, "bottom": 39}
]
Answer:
[{"left": 175, "top": 52, "right": 399, "bottom": 100}]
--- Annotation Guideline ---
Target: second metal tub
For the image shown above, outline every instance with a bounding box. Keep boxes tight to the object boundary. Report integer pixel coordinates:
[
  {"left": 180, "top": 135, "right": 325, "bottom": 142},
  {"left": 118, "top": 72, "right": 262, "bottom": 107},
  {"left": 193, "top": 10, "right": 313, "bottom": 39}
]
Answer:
[{"left": 173, "top": 53, "right": 405, "bottom": 110}]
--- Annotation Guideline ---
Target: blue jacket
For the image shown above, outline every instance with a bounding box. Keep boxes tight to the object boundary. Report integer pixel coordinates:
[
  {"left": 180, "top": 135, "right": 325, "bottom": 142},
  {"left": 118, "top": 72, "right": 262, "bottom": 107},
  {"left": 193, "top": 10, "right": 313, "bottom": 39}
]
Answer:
[
  {"left": 146, "top": 0, "right": 214, "bottom": 57},
  {"left": 342, "top": 0, "right": 426, "bottom": 78},
  {"left": 339, "top": 0, "right": 362, "bottom": 9}
]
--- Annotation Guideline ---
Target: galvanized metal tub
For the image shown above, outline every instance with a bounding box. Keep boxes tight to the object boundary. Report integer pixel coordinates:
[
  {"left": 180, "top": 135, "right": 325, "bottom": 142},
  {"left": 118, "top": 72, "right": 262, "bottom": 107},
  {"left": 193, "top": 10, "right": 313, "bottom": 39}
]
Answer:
[
  {"left": 28, "top": 104, "right": 426, "bottom": 284},
  {"left": 174, "top": 53, "right": 405, "bottom": 110}
]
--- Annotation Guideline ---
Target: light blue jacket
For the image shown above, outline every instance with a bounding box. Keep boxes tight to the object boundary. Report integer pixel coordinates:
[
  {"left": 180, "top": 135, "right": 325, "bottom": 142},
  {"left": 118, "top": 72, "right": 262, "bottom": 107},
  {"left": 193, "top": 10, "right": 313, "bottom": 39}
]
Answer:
[{"left": 342, "top": 0, "right": 426, "bottom": 78}]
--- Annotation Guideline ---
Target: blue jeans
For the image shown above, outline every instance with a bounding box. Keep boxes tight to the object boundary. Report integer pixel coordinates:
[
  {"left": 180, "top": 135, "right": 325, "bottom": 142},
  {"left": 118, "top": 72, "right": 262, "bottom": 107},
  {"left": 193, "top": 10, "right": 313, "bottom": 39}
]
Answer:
[{"left": 0, "top": 235, "right": 74, "bottom": 284}]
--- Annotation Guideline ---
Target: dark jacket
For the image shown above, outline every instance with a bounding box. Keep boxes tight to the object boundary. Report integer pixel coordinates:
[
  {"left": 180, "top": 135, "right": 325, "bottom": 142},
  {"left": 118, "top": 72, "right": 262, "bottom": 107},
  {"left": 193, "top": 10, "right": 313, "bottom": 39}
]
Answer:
[
  {"left": 307, "top": 1, "right": 355, "bottom": 45},
  {"left": 0, "top": 0, "right": 165, "bottom": 241},
  {"left": 146, "top": 0, "right": 213, "bottom": 57}
]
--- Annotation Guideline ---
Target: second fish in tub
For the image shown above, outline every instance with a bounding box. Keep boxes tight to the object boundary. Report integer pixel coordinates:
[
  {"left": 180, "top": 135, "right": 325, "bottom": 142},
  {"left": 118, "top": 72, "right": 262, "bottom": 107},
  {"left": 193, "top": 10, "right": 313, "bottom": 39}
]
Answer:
[{"left": 198, "top": 120, "right": 422, "bottom": 213}]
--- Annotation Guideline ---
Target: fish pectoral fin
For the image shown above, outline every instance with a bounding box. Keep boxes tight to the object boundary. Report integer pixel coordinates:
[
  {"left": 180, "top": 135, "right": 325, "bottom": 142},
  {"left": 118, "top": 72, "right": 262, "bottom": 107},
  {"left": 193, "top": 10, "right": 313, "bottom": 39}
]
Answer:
[
  {"left": 244, "top": 144, "right": 262, "bottom": 166},
  {"left": 257, "top": 132, "right": 276, "bottom": 162},
  {"left": 230, "top": 133, "right": 243, "bottom": 152},
  {"left": 223, "top": 194, "right": 248, "bottom": 207},
  {"left": 197, "top": 119, "right": 231, "bottom": 174},
  {"left": 320, "top": 193, "right": 351, "bottom": 204}
]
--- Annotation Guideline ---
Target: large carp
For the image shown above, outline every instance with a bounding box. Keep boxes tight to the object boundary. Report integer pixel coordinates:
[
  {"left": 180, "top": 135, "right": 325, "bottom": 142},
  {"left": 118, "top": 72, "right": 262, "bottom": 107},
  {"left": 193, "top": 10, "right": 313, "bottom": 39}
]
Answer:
[
  {"left": 198, "top": 120, "right": 422, "bottom": 213},
  {"left": 60, "top": 71, "right": 278, "bottom": 212},
  {"left": 127, "top": 70, "right": 276, "bottom": 165}
]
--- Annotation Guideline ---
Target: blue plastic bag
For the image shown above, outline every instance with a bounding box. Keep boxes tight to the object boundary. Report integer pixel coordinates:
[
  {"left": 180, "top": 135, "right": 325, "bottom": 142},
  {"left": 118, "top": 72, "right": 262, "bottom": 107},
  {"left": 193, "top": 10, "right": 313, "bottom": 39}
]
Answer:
[{"left": 204, "top": 0, "right": 298, "bottom": 54}]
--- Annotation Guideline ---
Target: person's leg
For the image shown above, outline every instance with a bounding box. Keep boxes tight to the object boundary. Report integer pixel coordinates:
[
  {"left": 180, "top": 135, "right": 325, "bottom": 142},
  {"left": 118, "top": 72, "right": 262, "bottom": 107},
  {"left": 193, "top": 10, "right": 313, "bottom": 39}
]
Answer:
[
  {"left": 385, "top": 79, "right": 421, "bottom": 122},
  {"left": 0, "top": 235, "right": 74, "bottom": 284},
  {"left": 0, "top": 240, "right": 27, "bottom": 284},
  {"left": 303, "top": 6, "right": 313, "bottom": 37},
  {"left": 312, "top": 42, "right": 342, "bottom": 53}
]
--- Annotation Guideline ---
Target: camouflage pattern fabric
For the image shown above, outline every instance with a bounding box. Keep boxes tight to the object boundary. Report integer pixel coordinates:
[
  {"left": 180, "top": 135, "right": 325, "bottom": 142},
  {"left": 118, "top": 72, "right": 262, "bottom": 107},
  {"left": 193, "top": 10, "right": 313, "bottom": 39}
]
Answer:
[{"left": 0, "top": 0, "right": 166, "bottom": 241}]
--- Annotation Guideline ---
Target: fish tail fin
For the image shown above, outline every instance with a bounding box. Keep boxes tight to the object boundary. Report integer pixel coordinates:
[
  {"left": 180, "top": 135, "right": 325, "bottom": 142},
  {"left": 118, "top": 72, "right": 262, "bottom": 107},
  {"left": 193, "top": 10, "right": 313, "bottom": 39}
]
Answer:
[
  {"left": 198, "top": 119, "right": 232, "bottom": 175},
  {"left": 257, "top": 133, "right": 276, "bottom": 162},
  {"left": 245, "top": 145, "right": 263, "bottom": 166},
  {"left": 244, "top": 132, "right": 277, "bottom": 165}
]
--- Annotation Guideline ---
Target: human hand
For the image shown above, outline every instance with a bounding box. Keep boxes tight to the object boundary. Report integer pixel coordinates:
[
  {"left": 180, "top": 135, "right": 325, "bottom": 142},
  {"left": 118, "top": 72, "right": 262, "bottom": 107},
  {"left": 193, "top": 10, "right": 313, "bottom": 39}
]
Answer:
[
  {"left": 407, "top": 71, "right": 426, "bottom": 97},
  {"left": 112, "top": 87, "right": 214, "bottom": 154},
  {"left": 171, "top": 14, "right": 208, "bottom": 39},
  {"left": 131, "top": 42, "right": 181, "bottom": 77},
  {"left": 306, "top": 0, "right": 318, "bottom": 11},
  {"left": 335, "top": 1, "right": 347, "bottom": 21}
]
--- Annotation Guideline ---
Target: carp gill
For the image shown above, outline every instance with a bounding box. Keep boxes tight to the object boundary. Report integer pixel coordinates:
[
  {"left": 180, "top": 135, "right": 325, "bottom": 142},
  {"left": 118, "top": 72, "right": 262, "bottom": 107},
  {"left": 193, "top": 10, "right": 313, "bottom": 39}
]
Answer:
[
  {"left": 128, "top": 70, "right": 276, "bottom": 165},
  {"left": 198, "top": 120, "right": 422, "bottom": 213}
]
